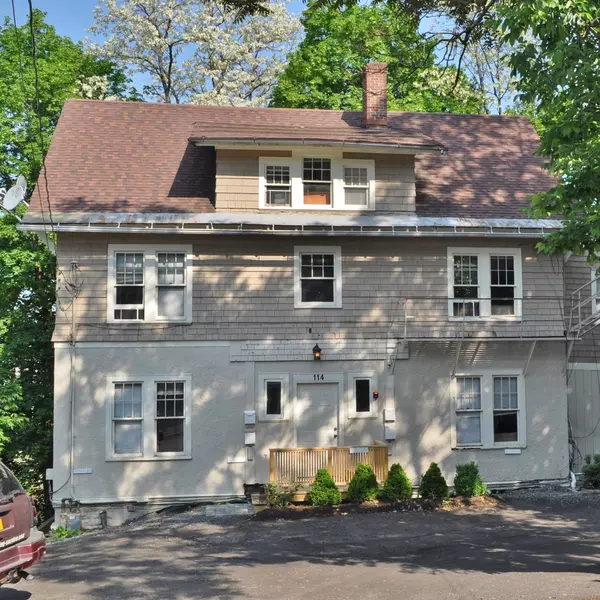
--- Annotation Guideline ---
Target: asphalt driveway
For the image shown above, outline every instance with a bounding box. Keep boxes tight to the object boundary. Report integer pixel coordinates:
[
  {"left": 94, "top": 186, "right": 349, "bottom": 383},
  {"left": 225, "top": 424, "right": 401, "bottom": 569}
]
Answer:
[{"left": 4, "top": 491, "right": 600, "bottom": 600}]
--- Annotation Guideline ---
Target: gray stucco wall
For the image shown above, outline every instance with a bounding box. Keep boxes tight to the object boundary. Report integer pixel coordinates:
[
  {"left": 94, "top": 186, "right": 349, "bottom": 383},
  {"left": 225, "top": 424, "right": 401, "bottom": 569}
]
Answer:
[{"left": 54, "top": 339, "right": 568, "bottom": 505}]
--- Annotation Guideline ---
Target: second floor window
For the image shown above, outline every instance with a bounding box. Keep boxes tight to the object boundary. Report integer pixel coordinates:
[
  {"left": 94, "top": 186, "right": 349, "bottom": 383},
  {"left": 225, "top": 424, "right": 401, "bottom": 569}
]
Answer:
[
  {"left": 294, "top": 246, "right": 342, "bottom": 308},
  {"left": 344, "top": 167, "right": 369, "bottom": 206},
  {"left": 115, "top": 253, "right": 145, "bottom": 321},
  {"left": 303, "top": 158, "right": 331, "bottom": 205},
  {"left": 448, "top": 248, "right": 522, "bottom": 320},
  {"left": 109, "top": 245, "right": 192, "bottom": 323}
]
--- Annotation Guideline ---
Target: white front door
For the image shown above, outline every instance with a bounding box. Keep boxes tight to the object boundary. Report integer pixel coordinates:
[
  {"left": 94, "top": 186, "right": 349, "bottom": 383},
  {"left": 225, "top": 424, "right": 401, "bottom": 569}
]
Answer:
[{"left": 296, "top": 382, "right": 339, "bottom": 447}]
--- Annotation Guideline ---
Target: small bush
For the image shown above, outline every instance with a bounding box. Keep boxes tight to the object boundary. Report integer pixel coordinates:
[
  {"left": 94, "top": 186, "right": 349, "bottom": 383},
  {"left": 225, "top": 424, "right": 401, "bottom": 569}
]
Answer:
[
  {"left": 582, "top": 454, "right": 600, "bottom": 489},
  {"left": 453, "top": 461, "right": 487, "bottom": 497},
  {"left": 347, "top": 464, "right": 379, "bottom": 503},
  {"left": 307, "top": 469, "right": 342, "bottom": 506},
  {"left": 418, "top": 462, "right": 449, "bottom": 500},
  {"left": 50, "top": 526, "right": 84, "bottom": 541},
  {"left": 378, "top": 463, "right": 412, "bottom": 502},
  {"left": 265, "top": 483, "right": 298, "bottom": 508}
]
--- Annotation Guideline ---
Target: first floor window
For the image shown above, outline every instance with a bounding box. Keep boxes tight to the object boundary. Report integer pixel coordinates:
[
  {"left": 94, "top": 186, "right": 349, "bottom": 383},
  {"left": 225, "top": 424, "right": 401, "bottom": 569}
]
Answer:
[
  {"left": 493, "top": 376, "right": 519, "bottom": 443},
  {"left": 113, "top": 382, "right": 143, "bottom": 455},
  {"left": 454, "top": 372, "right": 524, "bottom": 448},
  {"left": 265, "top": 165, "right": 291, "bottom": 206},
  {"left": 455, "top": 377, "right": 482, "bottom": 445},
  {"left": 355, "top": 379, "right": 371, "bottom": 413},
  {"left": 266, "top": 381, "right": 282, "bottom": 416},
  {"left": 114, "top": 253, "right": 144, "bottom": 320},
  {"left": 156, "top": 382, "right": 185, "bottom": 453}
]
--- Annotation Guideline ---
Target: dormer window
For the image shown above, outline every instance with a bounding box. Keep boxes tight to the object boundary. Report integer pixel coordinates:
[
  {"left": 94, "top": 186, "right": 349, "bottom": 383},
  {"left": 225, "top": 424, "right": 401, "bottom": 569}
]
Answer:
[
  {"left": 303, "top": 158, "right": 331, "bottom": 206},
  {"left": 258, "top": 154, "right": 375, "bottom": 211},
  {"left": 265, "top": 165, "right": 291, "bottom": 207}
]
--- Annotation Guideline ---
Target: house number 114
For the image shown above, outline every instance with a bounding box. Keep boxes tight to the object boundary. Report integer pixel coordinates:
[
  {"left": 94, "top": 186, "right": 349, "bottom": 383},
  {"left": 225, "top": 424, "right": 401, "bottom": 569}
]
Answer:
[{"left": 313, "top": 374, "right": 325, "bottom": 381}]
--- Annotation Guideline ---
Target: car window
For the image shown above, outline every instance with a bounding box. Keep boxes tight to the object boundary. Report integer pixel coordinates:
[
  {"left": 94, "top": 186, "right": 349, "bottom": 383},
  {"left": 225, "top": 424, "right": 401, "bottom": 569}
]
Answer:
[{"left": 0, "top": 463, "right": 24, "bottom": 497}]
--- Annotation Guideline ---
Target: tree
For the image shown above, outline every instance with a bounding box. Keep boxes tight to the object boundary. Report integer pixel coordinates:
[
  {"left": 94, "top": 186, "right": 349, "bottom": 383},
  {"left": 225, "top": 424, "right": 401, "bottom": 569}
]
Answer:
[
  {"left": 0, "top": 10, "right": 131, "bottom": 512},
  {"left": 498, "top": 1, "right": 600, "bottom": 259},
  {"left": 0, "top": 9, "right": 134, "bottom": 189},
  {"left": 462, "top": 38, "right": 516, "bottom": 114},
  {"left": 271, "top": 1, "right": 484, "bottom": 113},
  {"left": 88, "top": 0, "right": 301, "bottom": 105}
]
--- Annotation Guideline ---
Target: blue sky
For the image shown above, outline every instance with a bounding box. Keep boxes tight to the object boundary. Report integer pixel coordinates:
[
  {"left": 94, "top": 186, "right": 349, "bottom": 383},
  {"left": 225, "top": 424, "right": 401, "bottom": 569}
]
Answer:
[{"left": 2, "top": 0, "right": 307, "bottom": 43}]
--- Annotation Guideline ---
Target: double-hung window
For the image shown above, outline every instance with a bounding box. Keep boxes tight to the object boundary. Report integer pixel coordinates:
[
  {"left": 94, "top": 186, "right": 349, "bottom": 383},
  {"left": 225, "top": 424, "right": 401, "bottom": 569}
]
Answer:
[
  {"left": 114, "top": 253, "right": 145, "bottom": 321},
  {"left": 294, "top": 246, "right": 342, "bottom": 308},
  {"left": 343, "top": 166, "right": 369, "bottom": 206},
  {"left": 265, "top": 165, "right": 291, "bottom": 207},
  {"left": 258, "top": 156, "right": 375, "bottom": 210},
  {"left": 448, "top": 248, "right": 522, "bottom": 319},
  {"left": 106, "top": 375, "right": 192, "bottom": 460},
  {"left": 108, "top": 245, "right": 192, "bottom": 323},
  {"left": 156, "top": 382, "right": 186, "bottom": 453},
  {"left": 453, "top": 372, "right": 525, "bottom": 448},
  {"left": 303, "top": 158, "right": 331, "bottom": 205},
  {"left": 112, "top": 382, "right": 143, "bottom": 456},
  {"left": 493, "top": 376, "right": 519, "bottom": 443},
  {"left": 592, "top": 269, "right": 600, "bottom": 314},
  {"left": 455, "top": 377, "right": 482, "bottom": 445}
]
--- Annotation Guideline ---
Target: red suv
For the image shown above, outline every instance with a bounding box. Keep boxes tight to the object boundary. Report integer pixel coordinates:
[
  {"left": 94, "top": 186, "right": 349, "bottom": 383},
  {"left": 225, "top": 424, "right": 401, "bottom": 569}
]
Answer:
[{"left": 0, "top": 462, "right": 45, "bottom": 586}]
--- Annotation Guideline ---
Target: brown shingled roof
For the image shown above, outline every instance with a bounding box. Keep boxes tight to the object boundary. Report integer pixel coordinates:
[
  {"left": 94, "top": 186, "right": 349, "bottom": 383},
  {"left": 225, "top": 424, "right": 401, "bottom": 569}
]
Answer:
[
  {"left": 26, "top": 99, "right": 555, "bottom": 221},
  {"left": 187, "top": 106, "right": 444, "bottom": 150}
]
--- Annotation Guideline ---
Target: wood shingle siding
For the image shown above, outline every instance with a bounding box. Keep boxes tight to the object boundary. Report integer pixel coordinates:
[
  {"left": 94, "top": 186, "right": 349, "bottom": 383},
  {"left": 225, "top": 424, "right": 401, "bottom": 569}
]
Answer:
[
  {"left": 214, "top": 150, "right": 416, "bottom": 213},
  {"left": 54, "top": 233, "right": 565, "bottom": 344}
]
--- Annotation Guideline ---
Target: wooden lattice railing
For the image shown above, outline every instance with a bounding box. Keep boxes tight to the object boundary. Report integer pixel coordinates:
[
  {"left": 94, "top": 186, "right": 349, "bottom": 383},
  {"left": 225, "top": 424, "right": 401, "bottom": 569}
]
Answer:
[{"left": 269, "top": 446, "right": 388, "bottom": 486}]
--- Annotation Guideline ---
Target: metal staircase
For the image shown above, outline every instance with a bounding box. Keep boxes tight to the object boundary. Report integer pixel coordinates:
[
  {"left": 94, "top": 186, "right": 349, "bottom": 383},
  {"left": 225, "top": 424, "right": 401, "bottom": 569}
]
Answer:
[{"left": 567, "top": 277, "right": 600, "bottom": 338}]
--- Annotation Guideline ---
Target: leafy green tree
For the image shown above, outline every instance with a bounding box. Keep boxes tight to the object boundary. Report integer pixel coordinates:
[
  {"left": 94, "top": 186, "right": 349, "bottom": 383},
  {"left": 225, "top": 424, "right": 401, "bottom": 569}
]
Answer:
[
  {"left": 498, "top": 1, "right": 600, "bottom": 259},
  {"left": 271, "top": 0, "right": 484, "bottom": 113},
  {"left": 0, "top": 9, "right": 135, "bottom": 189},
  {"left": 0, "top": 10, "right": 130, "bottom": 512}
]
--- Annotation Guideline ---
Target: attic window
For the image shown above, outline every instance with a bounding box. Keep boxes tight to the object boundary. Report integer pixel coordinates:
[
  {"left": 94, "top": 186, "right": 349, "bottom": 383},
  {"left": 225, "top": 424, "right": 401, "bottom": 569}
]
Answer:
[{"left": 303, "top": 158, "right": 331, "bottom": 205}]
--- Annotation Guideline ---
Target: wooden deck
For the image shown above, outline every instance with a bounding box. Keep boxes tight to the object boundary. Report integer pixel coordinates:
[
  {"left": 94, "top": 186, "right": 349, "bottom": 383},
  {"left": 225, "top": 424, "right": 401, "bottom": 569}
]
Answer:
[{"left": 269, "top": 445, "right": 388, "bottom": 492}]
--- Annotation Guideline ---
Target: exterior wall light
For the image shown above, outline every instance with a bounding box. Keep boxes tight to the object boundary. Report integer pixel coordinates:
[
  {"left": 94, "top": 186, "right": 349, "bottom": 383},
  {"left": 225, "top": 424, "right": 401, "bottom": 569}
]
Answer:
[{"left": 312, "top": 344, "right": 322, "bottom": 360}]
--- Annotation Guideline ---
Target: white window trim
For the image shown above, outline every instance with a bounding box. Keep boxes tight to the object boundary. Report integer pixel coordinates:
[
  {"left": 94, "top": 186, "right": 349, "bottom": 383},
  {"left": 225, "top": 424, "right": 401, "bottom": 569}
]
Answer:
[
  {"left": 450, "top": 369, "right": 526, "bottom": 450},
  {"left": 591, "top": 268, "right": 600, "bottom": 314},
  {"left": 347, "top": 371, "right": 378, "bottom": 419},
  {"left": 447, "top": 247, "right": 523, "bottom": 321},
  {"left": 107, "top": 244, "right": 193, "bottom": 324},
  {"left": 105, "top": 374, "right": 192, "bottom": 461},
  {"left": 257, "top": 374, "right": 290, "bottom": 422},
  {"left": 294, "top": 245, "right": 343, "bottom": 309},
  {"left": 258, "top": 154, "right": 375, "bottom": 211}
]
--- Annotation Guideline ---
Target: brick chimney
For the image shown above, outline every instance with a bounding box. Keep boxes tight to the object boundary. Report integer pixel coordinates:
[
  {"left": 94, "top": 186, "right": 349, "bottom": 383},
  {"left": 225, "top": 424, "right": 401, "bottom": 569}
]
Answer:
[{"left": 363, "top": 62, "right": 388, "bottom": 128}]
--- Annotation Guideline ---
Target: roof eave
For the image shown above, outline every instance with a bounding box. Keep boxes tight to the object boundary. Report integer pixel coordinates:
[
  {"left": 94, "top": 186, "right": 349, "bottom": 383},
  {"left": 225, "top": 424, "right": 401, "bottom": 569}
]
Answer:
[{"left": 188, "top": 137, "right": 445, "bottom": 154}]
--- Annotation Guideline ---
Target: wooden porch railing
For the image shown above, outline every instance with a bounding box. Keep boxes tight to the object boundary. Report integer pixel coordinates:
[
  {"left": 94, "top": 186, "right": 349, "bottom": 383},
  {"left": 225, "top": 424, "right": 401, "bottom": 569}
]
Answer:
[{"left": 269, "top": 446, "right": 388, "bottom": 486}]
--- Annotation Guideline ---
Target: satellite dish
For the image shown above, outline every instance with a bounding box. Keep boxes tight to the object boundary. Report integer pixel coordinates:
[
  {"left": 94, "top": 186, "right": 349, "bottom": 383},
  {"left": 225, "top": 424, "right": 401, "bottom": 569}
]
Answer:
[
  {"left": 16, "top": 175, "right": 26, "bottom": 195},
  {"left": 2, "top": 185, "right": 25, "bottom": 210}
]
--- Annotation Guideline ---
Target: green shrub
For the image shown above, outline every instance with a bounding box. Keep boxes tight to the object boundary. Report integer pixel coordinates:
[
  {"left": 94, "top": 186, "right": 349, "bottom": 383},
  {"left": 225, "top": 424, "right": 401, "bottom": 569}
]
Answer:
[
  {"left": 307, "top": 469, "right": 342, "bottom": 506},
  {"left": 582, "top": 454, "right": 600, "bottom": 489},
  {"left": 418, "top": 462, "right": 449, "bottom": 500},
  {"left": 264, "top": 483, "right": 298, "bottom": 508},
  {"left": 347, "top": 464, "right": 379, "bottom": 503},
  {"left": 453, "top": 461, "right": 487, "bottom": 497},
  {"left": 50, "top": 526, "right": 84, "bottom": 542},
  {"left": 378, "top": 463, "right": 413, "bottom": 502}
]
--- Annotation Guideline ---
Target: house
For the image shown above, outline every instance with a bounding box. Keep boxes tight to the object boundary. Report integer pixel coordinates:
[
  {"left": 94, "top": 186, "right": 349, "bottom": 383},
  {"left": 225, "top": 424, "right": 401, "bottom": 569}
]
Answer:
[{"left": 21, "top": 62, "right": 580, "bottom": 526}]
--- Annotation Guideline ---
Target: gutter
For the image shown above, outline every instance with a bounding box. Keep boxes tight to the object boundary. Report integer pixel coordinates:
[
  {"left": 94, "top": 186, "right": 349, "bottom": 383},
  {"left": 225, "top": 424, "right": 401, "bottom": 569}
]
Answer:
[{"left": 188, "top": 137, "right": 446, "bottom": 153}]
